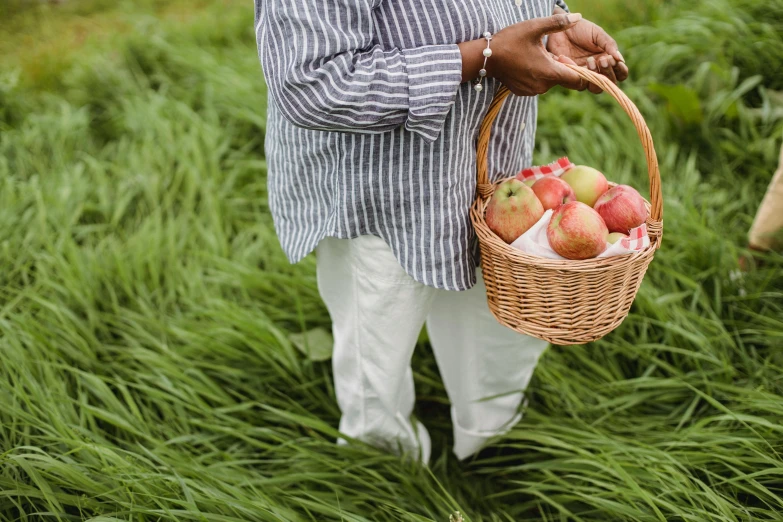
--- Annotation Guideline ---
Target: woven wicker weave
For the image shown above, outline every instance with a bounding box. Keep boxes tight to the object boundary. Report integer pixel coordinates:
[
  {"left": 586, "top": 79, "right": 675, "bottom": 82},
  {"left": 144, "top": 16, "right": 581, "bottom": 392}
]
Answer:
[{"left": 470, "top": 64, "right": 663, "bottom": 346}]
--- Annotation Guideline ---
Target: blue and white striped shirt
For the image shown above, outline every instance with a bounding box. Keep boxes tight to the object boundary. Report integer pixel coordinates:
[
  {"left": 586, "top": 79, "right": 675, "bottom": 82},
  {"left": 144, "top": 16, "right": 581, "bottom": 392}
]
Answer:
[{"left": 255, "top": 0, "right": 568, "bottom": 291}]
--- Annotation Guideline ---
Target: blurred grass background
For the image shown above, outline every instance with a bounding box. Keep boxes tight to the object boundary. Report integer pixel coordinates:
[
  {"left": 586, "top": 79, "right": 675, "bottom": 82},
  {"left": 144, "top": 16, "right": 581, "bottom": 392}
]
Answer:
[{"left": 1, "top": 0, "right": 782, "bottom": 520}]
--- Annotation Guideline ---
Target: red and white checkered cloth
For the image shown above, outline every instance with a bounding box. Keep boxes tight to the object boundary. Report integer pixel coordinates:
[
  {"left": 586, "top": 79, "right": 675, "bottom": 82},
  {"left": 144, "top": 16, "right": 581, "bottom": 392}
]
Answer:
[
  {"left": 516, "top": 157, "right": 575, "bottom": 183},
  {"left": 513, "top": 157, "right": 650, "bottom": 253},
  {"left": 620, "top": 224, "right": 650, "bottom": 251}
]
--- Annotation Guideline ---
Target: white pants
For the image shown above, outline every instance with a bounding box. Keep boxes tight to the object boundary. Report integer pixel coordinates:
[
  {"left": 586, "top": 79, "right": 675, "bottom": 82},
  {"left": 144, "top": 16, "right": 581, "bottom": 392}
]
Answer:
[{"left": 316, "top": 235, "right": 549, "bottom": 461}]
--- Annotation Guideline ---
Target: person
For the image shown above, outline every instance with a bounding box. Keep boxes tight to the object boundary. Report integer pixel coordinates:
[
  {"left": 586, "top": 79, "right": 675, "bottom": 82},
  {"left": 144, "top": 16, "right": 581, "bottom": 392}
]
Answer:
[
  {"left": 254, "top": 1, "right": 628, "bottom": 461},
  {"left": 748, "top": 144, "right": 783, "bottom": 253}
]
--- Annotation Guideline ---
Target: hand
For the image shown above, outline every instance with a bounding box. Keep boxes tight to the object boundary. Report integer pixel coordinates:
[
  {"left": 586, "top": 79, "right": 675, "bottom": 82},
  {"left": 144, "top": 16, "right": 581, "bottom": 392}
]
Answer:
[
  {"left": 546, "top": 9, "right": 628, "bottom": 94},
  {"left": 477, "top": 12, "right": 589, "bottom": 96}
]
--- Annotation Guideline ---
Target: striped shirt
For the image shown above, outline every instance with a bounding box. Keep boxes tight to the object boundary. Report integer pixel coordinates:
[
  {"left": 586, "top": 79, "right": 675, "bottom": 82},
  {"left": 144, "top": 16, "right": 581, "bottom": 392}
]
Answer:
[{"left": 255, "top": 0, "right": 568, "bottom": 291}]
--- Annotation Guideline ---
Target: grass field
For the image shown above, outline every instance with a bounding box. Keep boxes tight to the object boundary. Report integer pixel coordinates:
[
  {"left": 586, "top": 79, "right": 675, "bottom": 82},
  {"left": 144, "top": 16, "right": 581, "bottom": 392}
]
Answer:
[{"left": 1, "top": 0, "right": 782, "bottom": 520}]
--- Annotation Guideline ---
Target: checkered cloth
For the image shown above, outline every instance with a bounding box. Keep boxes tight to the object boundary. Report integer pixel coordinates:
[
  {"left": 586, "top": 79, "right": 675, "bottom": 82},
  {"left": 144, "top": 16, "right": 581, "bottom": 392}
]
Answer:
[
  {"left": 516, "top": 157, "right": 575, "bottom": 182},
  {"left": 620, "top": 223, "right": 650, "bottom": 251},
  {"left": 515, "top": 157, "right": 650, "bottom": 253}
]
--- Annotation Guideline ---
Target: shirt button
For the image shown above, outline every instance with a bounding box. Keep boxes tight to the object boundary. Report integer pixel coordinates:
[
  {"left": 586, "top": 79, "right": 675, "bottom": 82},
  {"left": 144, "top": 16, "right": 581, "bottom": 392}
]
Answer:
[{"left": 520, "top": 122, "right": 526, "bottom": 131}]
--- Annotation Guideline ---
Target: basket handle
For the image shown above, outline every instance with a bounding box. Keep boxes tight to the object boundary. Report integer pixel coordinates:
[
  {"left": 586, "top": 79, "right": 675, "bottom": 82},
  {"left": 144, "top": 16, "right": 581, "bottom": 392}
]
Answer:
[{"left": 475, "top": 63, "right": 663, "bottom": 223}]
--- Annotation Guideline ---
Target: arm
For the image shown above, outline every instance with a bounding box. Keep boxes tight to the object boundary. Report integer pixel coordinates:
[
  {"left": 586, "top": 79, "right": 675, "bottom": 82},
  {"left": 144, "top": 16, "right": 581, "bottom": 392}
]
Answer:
[
  {"left": 255, "top": 0, "right": 462, "bottom": 142},
  {"left": 256, "top": 1, "right": 585, "bottom": 138}
]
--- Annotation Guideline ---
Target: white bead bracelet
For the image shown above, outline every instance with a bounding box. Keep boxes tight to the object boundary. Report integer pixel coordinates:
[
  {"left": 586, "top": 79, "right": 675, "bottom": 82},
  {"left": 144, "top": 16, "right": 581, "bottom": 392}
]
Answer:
[{"left": 473, "top": 32, "right": 492, "bottom": 93}]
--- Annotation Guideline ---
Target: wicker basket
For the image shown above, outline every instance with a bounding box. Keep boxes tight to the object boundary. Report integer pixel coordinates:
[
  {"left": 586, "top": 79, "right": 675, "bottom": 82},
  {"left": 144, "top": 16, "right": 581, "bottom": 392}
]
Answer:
[{"left": 470, "top": 64, "right": 663, "bottom": 346}]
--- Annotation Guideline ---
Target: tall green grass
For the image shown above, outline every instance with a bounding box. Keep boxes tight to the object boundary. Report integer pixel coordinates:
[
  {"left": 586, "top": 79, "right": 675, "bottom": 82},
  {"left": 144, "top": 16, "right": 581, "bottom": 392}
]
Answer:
[{"left": 1, "top": 0, "right": 782, "bottom": 520}]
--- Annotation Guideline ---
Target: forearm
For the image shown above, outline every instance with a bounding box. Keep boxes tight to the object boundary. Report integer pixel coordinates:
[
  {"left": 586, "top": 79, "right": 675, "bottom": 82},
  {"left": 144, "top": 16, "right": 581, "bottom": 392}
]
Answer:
[
  {"left": 257, "top": 0, "right": 464, "bottom": 141},
  {"left": 263, "top": 44, "right": 461, "bottom": 136}
]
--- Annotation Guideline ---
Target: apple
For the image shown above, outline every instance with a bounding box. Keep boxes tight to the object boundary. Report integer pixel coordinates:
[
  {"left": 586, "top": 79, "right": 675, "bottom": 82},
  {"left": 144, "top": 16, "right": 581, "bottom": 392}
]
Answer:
[
  {"left": 523, "top": 179, "right": 536, "bottom": 187},
  {"left": 547, "top": 201, "right": 609, "bottom": 260},
  {"left": 594, "top": 185, "right": 648, "bottom": 233},
  {"left": 486, "top": 179, "right": 545, "bottom": 243},
  {"left": 608, "top": 232, "right": 629, "bottom": 244},
  {"left": 560, "top": 166, "right": 609, "bottom": 207},
  {"left": 531, "top": 176, "right": 576, "bottom": 211}
]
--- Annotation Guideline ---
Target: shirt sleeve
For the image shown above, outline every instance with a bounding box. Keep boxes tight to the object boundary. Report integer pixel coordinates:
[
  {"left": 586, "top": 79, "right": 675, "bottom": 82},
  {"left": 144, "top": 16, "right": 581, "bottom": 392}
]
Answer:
[
  {"left": 255, "top": 0, "right": 463, "bottom": 143},
  {"left": 554, "top": 0, "right": 570, "bottom": 12}
]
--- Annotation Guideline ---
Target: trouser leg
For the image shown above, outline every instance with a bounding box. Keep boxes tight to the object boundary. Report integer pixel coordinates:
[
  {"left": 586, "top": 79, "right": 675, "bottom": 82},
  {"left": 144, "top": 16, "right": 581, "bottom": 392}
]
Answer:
[
  {"left": 426, "top": 269, "right": 549, "bottom": 460},
  {"left": 316, "top": 235, "right": 437, "bottom": 461}
]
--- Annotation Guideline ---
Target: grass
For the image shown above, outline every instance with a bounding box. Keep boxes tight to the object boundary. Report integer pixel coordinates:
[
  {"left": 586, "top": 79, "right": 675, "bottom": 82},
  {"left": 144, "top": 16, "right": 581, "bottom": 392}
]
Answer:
[{"left": 1, "top": 0, "right": 782, "bottom": 520}]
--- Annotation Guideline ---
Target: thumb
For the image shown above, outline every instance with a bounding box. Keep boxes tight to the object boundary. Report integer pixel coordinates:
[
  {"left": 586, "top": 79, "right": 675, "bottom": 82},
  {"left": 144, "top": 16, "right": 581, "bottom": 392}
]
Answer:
[
  {"left": 555, "top": 54, "right": 579, "bottom": 66},
  {"left": 528, "top": 12, "right": 582, "bottom": 38},
  {"left": 594, "top": 30, "right": 624, "bottom": 63}
]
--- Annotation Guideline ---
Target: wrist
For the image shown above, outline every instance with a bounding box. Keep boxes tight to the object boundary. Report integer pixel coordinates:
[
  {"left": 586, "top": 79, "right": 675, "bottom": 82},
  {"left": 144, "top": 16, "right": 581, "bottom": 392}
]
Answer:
[
  {"left": 458, "top": 38, "right": 486, "bottom": 83},
  {"left": 458, "top": 33, "right": 500, "bottom": 85},
  {"left": 485, "top": 30, "right": 507, "bottom": 81}
]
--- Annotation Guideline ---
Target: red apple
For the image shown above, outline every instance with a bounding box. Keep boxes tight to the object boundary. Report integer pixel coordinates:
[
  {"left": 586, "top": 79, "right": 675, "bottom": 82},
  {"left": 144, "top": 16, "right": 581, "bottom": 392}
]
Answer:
[
  {"left": 607, "top": 232, "right": 629, "bottom": 244},
  {"left": 547, "top": 201, "right": 609, "bottom": 260},
  {"left": 594, "top": 185, "right": 648, "bottom": 233},
  {"left": 486, "top": 179, "right": 545, "bottom": 243},
  {"left": 531, "top": 176, "right": 576, "bottom": 211},
  {"left": 560, "top": 166, "right": 609, "bottom": 207}
]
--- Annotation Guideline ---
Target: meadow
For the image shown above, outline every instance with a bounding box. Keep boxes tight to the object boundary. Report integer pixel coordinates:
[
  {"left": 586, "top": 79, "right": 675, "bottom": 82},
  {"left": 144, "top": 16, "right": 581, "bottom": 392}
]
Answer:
[{"left": 0, "top": 0, "right": 782, "bottom": 520}]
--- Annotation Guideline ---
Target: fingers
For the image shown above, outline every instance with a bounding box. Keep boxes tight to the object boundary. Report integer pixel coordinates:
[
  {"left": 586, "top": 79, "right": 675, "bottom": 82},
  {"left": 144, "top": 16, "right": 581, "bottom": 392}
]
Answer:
[
  {"left": 584, "top": 56, "right": 603, "bottom": 93},
  {"left": 548, "top": 40, "right": 629, "bottom": 96},
  {"left": 588, "top": 53, "right": 629, "bottom": 90},
  {"left": 557, "top": 52, "right": 628, "bottom": 94},
  {"left": 598, "top": 55, "right": 618, "bottom": 84},
  {"left": 593, "top": 27, "right": 623, "bottom": 64},
  {"left": 614, "top": 60, "right": 629, "bottom": 82},
  {"left": 527, "top": 12, "right": 582, "bottom": 38}
]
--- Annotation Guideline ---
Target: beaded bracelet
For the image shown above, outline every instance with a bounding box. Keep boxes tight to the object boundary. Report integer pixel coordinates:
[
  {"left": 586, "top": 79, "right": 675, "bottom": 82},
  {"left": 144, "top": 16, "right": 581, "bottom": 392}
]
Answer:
[{"left": 473, "top": 32, "right": 493, "bottom": 92}]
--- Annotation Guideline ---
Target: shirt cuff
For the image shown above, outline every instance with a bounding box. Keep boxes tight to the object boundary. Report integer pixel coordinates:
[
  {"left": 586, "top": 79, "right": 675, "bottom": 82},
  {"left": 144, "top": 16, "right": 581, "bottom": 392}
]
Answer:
[
  {"left": 402, "top": 44, "right": 463, "bottom": 143},
  {"left": 555, "top": 0, "right": 570, "bottom": 12}
]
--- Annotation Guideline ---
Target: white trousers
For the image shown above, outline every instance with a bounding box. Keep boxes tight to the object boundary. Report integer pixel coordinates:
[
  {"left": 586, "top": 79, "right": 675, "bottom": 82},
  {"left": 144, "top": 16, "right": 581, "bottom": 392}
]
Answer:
[{"left": 316, "top": 235, "right": 549, "bottom": 461}]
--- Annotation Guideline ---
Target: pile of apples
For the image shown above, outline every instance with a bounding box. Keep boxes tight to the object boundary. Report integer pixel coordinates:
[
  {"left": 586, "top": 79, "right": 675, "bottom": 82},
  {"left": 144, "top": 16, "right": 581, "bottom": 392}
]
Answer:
[{"left": 486, "top": 166, "right": 648, "bottom": 260}]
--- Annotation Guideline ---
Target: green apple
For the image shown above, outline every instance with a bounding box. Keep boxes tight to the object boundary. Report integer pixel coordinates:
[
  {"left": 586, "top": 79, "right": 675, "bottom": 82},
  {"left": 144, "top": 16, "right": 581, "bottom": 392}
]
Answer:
[
  {"left": 561, "top": 166, "right": 609, "bottom": 207},
  {"left": 607, "top": 232, "right": 629, "bottom": 244}
]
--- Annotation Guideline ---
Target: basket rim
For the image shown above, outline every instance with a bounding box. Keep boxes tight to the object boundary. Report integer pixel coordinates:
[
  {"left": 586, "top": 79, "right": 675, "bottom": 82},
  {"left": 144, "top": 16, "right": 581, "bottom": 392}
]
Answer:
[
  {"left": 471, "top": 175, "right": 662, "bottom": 272},
  {"left": 471, "top": 201, "right": 661, "bottom": 273}
]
